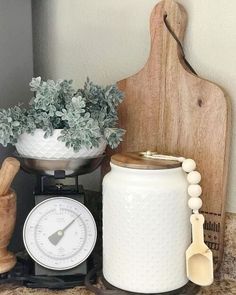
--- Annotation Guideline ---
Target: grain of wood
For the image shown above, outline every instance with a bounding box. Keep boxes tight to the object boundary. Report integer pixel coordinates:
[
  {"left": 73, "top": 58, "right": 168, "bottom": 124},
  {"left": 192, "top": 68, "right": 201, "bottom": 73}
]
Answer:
[
  {"left": 0, "top": 157, "right": 20, "bottom": 196},
  {"left": 111, "top": 152, "right": 181, "bottom": 169},
  {"left": 0, "top": 190, "right": 17, "bottom": 273},
  {"left": 103, "top": 0, "right": 231, "bottom": 270}
]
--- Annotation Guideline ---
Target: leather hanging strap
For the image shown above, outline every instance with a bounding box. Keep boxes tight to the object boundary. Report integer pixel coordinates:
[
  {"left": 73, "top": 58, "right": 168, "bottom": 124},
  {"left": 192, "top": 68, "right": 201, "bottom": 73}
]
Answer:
[{"left": 163, "top": 14, "right": 198, "bottom": 75}]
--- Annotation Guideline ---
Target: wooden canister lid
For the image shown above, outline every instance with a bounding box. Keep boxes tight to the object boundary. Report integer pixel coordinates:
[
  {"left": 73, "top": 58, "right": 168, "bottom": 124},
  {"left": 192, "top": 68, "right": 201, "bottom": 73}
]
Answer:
[{"left": 111, "top": 152, "right": 181, "bottom": 170}]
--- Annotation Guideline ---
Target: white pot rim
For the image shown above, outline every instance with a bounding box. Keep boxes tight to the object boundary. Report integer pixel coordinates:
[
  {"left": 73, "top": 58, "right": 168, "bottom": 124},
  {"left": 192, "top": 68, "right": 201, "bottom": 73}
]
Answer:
[{"left": 16, "top": 129, "right": 107, "bottom": 159}]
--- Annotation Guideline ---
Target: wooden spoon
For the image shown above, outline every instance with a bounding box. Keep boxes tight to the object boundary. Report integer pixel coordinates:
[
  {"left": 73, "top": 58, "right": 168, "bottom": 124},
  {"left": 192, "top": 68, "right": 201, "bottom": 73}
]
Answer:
[{"left": 186, "top": 213, "right": 214, "bottom": 286}]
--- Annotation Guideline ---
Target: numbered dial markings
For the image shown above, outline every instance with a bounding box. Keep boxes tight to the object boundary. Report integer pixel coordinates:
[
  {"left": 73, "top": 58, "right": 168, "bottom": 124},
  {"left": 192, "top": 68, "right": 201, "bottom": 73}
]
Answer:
[{"left": 23, "top": 197, "right": 97, "bottom": 270}]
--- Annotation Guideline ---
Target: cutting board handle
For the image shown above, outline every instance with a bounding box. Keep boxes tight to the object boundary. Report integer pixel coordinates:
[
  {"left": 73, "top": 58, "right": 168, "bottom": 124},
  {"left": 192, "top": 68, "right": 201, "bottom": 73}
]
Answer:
[
  {"left": 149, "top": 0, "right": 187, "bottom": 66},
  {"left": 150, "top": 0, "right": 186, "bottom": 40}
]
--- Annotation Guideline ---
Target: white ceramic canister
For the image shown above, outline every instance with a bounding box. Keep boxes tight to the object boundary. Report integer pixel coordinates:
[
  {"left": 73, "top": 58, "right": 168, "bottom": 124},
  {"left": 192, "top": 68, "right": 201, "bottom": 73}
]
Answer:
[{"left": 103, "top": 152, "right": 191, "bottom": 294}]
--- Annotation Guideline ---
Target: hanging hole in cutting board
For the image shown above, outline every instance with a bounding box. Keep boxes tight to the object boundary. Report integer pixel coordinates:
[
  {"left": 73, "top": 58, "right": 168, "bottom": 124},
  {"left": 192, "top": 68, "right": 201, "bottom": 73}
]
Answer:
[{"left": 163, "top": 14, "right": 198, "bottom": 76}]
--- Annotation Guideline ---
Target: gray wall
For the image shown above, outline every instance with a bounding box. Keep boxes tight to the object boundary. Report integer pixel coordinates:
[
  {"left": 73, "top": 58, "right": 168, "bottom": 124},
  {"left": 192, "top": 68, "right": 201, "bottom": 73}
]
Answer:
[{"left": 0, "top": 0, "right": 35, "bottom": 251}]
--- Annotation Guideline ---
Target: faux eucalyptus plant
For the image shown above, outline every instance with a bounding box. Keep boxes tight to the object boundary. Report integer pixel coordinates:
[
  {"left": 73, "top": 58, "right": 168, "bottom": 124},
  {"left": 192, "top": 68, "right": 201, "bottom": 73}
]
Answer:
[{"left": 0, "top": 77, "right": 125, "bottom": 151}]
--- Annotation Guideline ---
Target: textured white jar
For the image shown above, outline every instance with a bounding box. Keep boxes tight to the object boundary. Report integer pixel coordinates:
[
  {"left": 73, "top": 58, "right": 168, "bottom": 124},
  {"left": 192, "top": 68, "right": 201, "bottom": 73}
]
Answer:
[{"left": 103, "top": 158, "right": 191, "bottom": 294}]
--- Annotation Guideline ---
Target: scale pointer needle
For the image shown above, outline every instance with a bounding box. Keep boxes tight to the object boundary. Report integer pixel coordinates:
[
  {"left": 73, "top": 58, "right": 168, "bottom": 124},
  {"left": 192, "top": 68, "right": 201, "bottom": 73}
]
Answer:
[{"left": 48, "top": 215, "right": 81, "bottom": 246}]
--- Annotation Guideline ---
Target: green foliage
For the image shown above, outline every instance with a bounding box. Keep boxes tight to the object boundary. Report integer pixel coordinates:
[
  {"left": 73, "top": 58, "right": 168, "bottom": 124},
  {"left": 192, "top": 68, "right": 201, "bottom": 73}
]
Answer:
[
  {"left": 0, "top": 77, "right": 125, "bottom": 151},
  {"left": 0, "top": 106, "right": 27, "bottom": 146}
]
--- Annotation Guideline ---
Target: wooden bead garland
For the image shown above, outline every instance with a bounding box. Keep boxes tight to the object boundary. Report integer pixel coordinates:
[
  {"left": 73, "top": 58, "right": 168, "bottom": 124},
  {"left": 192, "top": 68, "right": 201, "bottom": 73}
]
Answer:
[
  {"left": 143, "top": 152, "right": 203, "bottom": 213},
  {"left": 182, "top": 159, "right": 196, "bottom": 173},
  {"left": 188, "top": 196, "right": 202, "bottom": 211},
  {"left": 181, "top": 158, "right": 202, "bottom": 213},
  {"left": 187, "top": 171, "right": 201, "bottom": 184},
  {"left": 188, "top": 184, "right": 202, "bottom": 198}
]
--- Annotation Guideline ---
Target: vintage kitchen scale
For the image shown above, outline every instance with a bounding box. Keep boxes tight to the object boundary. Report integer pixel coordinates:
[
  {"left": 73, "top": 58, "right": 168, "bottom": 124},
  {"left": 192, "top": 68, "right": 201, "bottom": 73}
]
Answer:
[{"left": 0, "top": 154, "right": 103, "bottom": 289}]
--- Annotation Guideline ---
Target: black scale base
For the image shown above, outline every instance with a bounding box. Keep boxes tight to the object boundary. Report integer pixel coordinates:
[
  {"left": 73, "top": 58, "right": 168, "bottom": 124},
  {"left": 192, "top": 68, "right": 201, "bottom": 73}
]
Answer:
[{"left": 0, "top": 256, "right": 95, "bottom": 289}]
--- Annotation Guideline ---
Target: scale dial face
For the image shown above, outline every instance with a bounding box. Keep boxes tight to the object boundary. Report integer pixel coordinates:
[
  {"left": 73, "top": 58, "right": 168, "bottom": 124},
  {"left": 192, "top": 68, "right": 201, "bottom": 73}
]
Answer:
[{"left": 23, "top": 197, "right": 97, "bottom": 270}]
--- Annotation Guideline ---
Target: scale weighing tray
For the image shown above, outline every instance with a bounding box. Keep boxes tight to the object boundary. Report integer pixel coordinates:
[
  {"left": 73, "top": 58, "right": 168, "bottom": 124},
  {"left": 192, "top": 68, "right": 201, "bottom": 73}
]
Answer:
[{"left": 15, "top": 153, "right": 105, "bottom": 177}]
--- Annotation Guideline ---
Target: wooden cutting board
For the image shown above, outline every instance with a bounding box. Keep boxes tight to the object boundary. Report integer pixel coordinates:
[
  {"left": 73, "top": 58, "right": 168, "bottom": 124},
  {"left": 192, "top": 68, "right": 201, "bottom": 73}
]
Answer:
[{"left": 104, "top": 0, "right": 231, "bottom": 270}]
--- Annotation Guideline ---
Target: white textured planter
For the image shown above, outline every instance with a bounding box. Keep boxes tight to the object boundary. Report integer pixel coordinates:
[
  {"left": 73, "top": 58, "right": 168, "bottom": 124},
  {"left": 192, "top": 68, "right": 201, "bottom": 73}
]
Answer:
[
  {"left": 15, "top": 129, "right": 107, "bottom": 159},
  {"left": 103, "top": 158, "right": 191, "bottom": 294}
]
